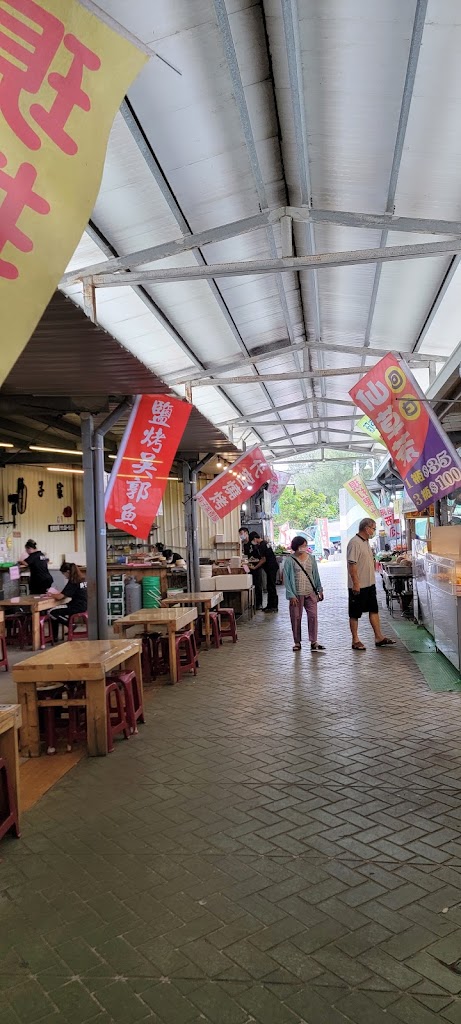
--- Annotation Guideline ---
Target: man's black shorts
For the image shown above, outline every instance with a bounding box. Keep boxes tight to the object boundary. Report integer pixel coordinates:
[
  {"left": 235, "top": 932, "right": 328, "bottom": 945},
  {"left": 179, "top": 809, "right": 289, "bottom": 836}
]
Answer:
[{"left": 348, "top": 584, "right": 379, "bottom": 619}]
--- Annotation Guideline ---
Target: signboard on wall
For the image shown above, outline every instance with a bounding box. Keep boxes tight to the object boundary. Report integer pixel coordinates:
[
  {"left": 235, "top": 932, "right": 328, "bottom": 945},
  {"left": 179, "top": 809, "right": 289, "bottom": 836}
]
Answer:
[{"left": 48, "top": 523, "right": 75, "bottom": 532}]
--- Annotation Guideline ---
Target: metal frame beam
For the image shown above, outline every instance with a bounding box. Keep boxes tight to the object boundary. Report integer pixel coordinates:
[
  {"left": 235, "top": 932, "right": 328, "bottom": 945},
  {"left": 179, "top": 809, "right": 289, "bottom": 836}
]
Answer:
[
  {"left": 306, "top": 207, "right": 461, "bottom": 236},
  {"left": 91, "top": 237, "right": 461, "bottom": 287},
  {"left": 188, "top": 365, "right": 379, "bottom": 387}
]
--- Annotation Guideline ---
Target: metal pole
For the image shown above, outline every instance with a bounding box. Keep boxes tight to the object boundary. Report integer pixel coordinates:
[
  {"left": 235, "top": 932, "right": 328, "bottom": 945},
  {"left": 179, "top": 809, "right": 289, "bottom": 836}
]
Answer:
[
  {"left": 182, "top": 462, "right": 195, "bottom": 592},
  {"left": 81, "top": 414, "right": 97, "bottom": 640},
  {"left": 93, "top": 399, "right": 133, "bottom": 640}
]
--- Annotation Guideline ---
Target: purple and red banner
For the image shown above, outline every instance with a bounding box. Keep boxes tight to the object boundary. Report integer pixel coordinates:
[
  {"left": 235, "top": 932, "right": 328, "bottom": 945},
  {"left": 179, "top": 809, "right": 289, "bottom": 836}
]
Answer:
[
  {"left": 196, "top": 446, "right": 275, "bottom": 523},
  {"left": 350, "top": 354, "right": 461, "bottom": 512},
  {"left": 105, "top": 394, "right": 192, "bottom": 540}
]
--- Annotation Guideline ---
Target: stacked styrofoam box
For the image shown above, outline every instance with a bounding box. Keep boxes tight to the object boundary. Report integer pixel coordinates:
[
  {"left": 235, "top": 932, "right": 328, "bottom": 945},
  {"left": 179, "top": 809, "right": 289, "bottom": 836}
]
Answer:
[
  {"left": 199, "top": 577, "right": 216, "bottom": 591},
  {"left": 213, "top": 574, "right": 252, "bottom": 591}
]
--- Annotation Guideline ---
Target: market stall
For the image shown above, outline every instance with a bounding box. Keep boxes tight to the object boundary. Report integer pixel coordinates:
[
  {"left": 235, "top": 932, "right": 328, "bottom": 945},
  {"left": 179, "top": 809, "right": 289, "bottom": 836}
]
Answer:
[{"left": 425, "top": 526, "right": 461, "bottom": 670}]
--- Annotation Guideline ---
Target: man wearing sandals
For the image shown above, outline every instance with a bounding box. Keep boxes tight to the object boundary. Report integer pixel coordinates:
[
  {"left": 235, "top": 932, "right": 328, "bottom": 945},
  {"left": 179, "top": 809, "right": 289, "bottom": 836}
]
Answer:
[{"left": 347, "top": 518, "right": 395, "bottom": 651}]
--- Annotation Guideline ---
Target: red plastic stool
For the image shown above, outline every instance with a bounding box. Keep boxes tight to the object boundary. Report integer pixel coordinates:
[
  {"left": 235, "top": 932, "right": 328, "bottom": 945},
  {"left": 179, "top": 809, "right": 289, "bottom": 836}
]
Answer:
[
  {"left": 68, "top": 612, "right": 89, "bottom": 640},
  {"left": 175, "top": 630, "right": 197, "bottom": 679},
  {"left": 38, "top": 685, "right": 64, "bottom": 754},
  {"left": 6, "top": 613, "right": 28, "bottom": 649},
  {"left": 0, "top": 758, "right": 20, "bottom": 840},
  {"left": 141, "top": 634, "right": 154, "bottom": 684},
  {"left": 106, "top": 681, "right": 130, "bottom": 752},
  {"left": 219, "top": 607, "right": 238, "bottom": 643},
  {"left": 179, "top": 627, "right": 199, "bottom": 668},
  {"left": 107, "top": 670, "right": 144, "bottom": 734},
  {"left": 0, "top": 636, "right": 8, "bottom": 672},
  {"left": 152, "top": 635, "right": 169, "bottom": 677},
  {"left": 199, "top": 611, "right": 222, "bottom": 648},
  {"left": 39, "top": 614, "right": 54, "bottom": 650}
]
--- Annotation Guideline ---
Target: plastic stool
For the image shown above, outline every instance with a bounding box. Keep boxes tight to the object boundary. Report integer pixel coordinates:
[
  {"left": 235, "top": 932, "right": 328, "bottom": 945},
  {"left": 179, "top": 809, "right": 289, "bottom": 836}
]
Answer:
[
  {"left": 175, "top": 631, "right": 197, "bottom": 679},
  {"left": 199, "top": 611, "right": 222, "bottom": 649},
  {"left": 219, "top": 607, "right": 238, "bottom": 643},
  {"left": 107, "top": 670, "right": 144, "bottom": 734},
  {"left": 0, "top": 758, "right": 20, "bottom": 840},
  {"left": 68, "top": 612, "right": 89, "bottom": 640},
  {"left": 6, "top": 613, "right": 28, "bottom": 649},
  {"left": 141, "top": 634, "right": 154, "bottom": 684},
  {"left": 0, "top": 636, "right": 8, "bottom": 672},
  {"left": 106, "top": 681, "right": 130, "bottom": 752},
  {"left": 152, "top": 635, "right": 169, "bottom": 677},
  {"left": 178, "top": 627, "right": 199, "bottom": 668},
  {"left": 39, "top": 614, "right": 54, "bottom": 650}
]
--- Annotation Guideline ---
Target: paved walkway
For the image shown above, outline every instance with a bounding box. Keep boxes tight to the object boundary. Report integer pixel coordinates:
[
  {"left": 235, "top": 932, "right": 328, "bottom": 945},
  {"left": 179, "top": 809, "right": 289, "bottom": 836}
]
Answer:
[{"left": 2, "top": 564, "right": 461, "bottom": 1023}]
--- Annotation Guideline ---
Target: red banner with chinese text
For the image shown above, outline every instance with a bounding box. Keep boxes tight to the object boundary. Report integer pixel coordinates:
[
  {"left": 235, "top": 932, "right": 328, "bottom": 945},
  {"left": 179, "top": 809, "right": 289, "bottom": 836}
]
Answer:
[
  {"left": 105, "top": 395, "right": 192, "bottom": 540},
  {"left": 196, "top": 446, "right": 276, "bottom": 523},
  {"left": 350, "top": 354, "right": 461, "bottom": 511},
  {"left": 0, "top": 0, "right": 146, "bottom": 386}
]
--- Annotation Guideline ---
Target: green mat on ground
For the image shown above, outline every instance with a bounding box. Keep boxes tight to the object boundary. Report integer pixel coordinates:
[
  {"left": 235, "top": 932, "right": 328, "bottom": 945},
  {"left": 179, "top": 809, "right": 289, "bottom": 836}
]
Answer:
[{"left": 390, "top": 617, "right": 461, "bottom": 692}]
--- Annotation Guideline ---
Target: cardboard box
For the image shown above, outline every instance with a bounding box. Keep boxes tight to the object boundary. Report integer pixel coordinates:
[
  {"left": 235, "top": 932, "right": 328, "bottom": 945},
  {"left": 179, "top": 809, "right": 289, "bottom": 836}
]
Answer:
[{"left": 213, "top": 574, "right": 252, "bottom": 591}]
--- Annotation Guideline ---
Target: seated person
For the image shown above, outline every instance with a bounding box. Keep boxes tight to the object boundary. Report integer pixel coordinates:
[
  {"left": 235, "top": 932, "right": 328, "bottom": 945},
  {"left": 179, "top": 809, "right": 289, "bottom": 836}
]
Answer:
[{"left": 49, "top": 562, "right": 87, "bottom": 641}]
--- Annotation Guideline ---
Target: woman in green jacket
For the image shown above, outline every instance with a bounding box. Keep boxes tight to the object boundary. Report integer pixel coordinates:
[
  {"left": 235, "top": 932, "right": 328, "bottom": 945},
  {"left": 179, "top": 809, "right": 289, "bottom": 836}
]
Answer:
[{"left": 284, "top": 536, "right": 325, "bottom": 653}]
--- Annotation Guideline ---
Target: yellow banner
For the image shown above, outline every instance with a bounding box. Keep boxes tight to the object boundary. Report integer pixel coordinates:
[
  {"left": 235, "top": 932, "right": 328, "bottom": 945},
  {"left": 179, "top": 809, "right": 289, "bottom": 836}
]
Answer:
[
  {"left": 344, "top": 476, "right": 379, "bottom": 520},
  {"left": 357, "top": 415, "right": 385, "bottom": 445},
  {"left": 0, "top": 0, "right": 146, "bottom": 385}
]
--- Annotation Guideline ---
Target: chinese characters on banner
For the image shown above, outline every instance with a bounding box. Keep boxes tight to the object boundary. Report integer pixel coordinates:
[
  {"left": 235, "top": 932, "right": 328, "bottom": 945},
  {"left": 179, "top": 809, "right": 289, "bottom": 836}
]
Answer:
[
  {"left": 268, "top": 471, "right": 290, "bottom": 503},
  {"left": 357, "top": 415, "right": 385, "bottom": 445},
  {"left": 317, "top": 518, "right": 330, "bottom": 552},
  {"left": 196, "top": 447, "right": 275, "bottom": 523},
  {"left": 0, "top": 0, "right": 146, "bottom": 386},
  {"left": 343, "top": 476, "right": 379, "bottom": 520},
  {"left": 380, "top": 507, "right": 395, "bottom": 528},
  {"left": 350, "top": 353, "right": 461, "bottom": 512},
  {"left": 105, "top": 396, "right": 192, "bottom": 541}
]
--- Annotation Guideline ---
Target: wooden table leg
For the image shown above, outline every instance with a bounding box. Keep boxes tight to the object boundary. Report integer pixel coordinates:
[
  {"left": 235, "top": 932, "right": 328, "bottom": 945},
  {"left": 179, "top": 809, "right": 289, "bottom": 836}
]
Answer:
[
  {"left": 32, "top": 609, "right": 41, "bottom": 651},
  {"left": 85, "top": 674, "right": 108, "bottom": 756},
  {"left": 168, "top": 624, "right": 178, "bottom": 683},
  {"left": 17, "top": 681, "right": 40, "bottom": 757},
  {"left": 0, "top": 723, "right": 20, "bottom": 818}
]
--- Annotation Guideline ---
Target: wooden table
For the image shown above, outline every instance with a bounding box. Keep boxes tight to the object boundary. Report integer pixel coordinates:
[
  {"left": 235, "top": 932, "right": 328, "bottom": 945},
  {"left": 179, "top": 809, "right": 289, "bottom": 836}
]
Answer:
[
  {"left": 13, "top": 639, "right": 142, "bottom": 758},
  {"left": 0, "top": 596, "right": 61, "bottom": 651},
  {"left": 0, "top": 704, "right": 21, "bottom": 819},
  {"left": 161, "top": 592, "right": 223, "bottom": 648},
  {"left": 113, "top": 608, "right": 197, "bottom": 684}
]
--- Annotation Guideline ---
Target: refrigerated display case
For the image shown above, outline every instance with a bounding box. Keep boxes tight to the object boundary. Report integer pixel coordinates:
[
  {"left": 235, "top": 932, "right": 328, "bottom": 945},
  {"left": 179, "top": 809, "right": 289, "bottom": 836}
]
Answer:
[
  {"left": 425, "top": 553, "right": 461, "bottom": 669},
  {"left": 412, "top": 538, "right": 433, "bottom": 635}
]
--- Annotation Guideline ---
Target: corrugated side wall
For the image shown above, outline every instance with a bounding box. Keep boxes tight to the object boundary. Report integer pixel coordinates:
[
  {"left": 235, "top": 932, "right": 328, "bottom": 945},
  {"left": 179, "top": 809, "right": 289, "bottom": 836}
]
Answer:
[{"left": 0, "top": 468, "right": 240, "bottom": 565}]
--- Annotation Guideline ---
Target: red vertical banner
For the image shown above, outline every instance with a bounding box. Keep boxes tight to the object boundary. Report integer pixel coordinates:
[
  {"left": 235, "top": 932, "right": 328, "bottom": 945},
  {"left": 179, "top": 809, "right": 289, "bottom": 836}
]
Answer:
[
  {"left": 105, "top": 395, "right": 192, "bottom": 540},
  {"left": 196, "top": 446, "right": 275, "bottom": 522}
]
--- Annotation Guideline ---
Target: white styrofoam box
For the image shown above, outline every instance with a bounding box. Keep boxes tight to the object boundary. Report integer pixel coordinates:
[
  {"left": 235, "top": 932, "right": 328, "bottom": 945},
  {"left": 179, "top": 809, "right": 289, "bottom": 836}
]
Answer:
[
  {"left": 214, "top": 534, "right": 224, "bottom": 544},
  {"left": 200, "top": 565, "right": 213, "bottom": 577},
  {"left": 214, "top": 574, "right": 252, "bottom": 591},
  {"left": 229, "top": 557, "right": 241, "bottom": 568},
  {"left": 199, "top": 577, "right": 216, "bottom": 591}
]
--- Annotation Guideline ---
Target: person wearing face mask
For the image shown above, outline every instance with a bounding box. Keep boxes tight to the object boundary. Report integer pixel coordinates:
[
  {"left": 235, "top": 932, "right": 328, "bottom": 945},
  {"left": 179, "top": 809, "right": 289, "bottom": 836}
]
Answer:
[
  {"left": 248, "top": 531, "right": 279, "bottom": 613},
  {"left": 284, "top": 535, "right": 325, "bottom": 652}
]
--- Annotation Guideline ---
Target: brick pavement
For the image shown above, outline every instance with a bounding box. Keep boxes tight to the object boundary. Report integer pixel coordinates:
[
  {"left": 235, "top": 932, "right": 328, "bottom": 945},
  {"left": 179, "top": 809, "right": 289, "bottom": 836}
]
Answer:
[{"left": 2, "top": 563, "right": 461, "bottom": 1022}]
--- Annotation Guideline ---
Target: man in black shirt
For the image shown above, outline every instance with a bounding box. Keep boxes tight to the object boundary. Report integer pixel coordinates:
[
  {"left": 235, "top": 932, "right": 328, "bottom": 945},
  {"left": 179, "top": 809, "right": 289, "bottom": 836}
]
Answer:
[{"left": 248, "top": 532, "right": 279, "bottom": 612}]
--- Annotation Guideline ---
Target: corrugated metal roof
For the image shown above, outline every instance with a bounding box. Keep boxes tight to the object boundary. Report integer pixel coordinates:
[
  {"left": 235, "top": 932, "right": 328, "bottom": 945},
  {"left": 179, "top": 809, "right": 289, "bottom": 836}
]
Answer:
[
  {"left": 1, "top": 292, "right": 237, "bottom": 457},
  {"left": 55, "top": 0, "right": 461, "bottom": 460}
]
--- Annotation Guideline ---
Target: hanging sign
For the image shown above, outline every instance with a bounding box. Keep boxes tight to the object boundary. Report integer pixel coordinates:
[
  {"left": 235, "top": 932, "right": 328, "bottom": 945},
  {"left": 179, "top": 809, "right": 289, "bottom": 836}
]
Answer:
[
  {"left": 0, "top": 0, "right": 146, "bottom": 387},
  {"left": 380, "top": 507, "right": 394, "bottom": 528},
  {"left": 344, "top": 476, "right": 380, "bottom": 519},
  {"left": 196, "top": 446, "right": 275, "bottom": 523},
  {"left": 357, "top": 415, "right": 385, "bottom": 445},
  {"left": 350, "top": 353, "right": 461, "bottom": 512},
  {"left": 268, "top": 470, "right": 290, "bottom": 503},
  {"left": 317, "top": 517, "right": 330, "bottom": 552},
  {"left": 105, "top": 395, "right": 192, "bottom": 540}
]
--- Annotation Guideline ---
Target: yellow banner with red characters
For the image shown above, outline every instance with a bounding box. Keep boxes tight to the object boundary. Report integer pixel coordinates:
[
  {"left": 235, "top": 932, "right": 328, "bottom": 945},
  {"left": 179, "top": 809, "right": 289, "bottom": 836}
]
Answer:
[
  {"left": 0, "top": 0, "right": 146, "bottom": 385},
  {"left": 344, "top": 476, "right": 380, "bottom": 519}
]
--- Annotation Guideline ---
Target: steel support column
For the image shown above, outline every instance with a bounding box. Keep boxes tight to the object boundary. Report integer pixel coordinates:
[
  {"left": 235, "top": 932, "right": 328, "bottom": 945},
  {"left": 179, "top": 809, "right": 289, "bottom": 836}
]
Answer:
[
  {"left": 93, "top": 399, "right": 133, "bottom": 640},
  {"left": 81, "top": 413, "right": 97, "bottom": 641}
]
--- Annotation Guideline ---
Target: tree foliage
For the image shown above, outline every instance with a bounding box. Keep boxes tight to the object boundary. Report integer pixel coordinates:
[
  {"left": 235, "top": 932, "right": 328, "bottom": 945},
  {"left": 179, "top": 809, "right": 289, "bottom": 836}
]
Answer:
[{"left": 274, "top": 486, "right": 338, "bottom": 530}]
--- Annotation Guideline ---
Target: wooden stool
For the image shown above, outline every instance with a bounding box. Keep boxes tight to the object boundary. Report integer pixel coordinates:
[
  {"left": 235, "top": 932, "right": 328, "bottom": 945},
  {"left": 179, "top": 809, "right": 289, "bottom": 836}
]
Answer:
[
  {"left": 106, "top": 681, "right": 130, "bottom": 752},
  {"left": 219, "top": 608, "right": 238, "bottom": 643},
  {"left": 39, "top": 614, "right": 54, "bottom": 650},
  {"left": 0, "top": 758, "right": 20, "bottom": 840},
  {"left": 68, "top": 612, "right": 89, "bottom": 640},
  {"left": 107, "top": 671, "right": 144, "bottom": 734},
  {"left": 0, "top": 636, "right": 8, "bottom": 672},
  {"left": 175, "top": 631, "right": 198, "bottom": 679}
]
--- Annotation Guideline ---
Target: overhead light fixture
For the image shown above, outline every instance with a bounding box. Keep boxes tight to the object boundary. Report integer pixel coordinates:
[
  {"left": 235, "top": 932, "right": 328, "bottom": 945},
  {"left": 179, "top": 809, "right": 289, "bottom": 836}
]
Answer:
[
  {"left": 216, "top": 459, "right": 223, "bottom": 469},
  {"left": 30, "top": 445, "right": 82, "bottom": 456},
  {"left": 47, "top": 466, "right": 84, "bottom": 475},
  {"left": 0, "top": 442, "right": 13, "bottom": 448},
  {"left": 108, "top": 455, "right": 117, "bottom": 460}
]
